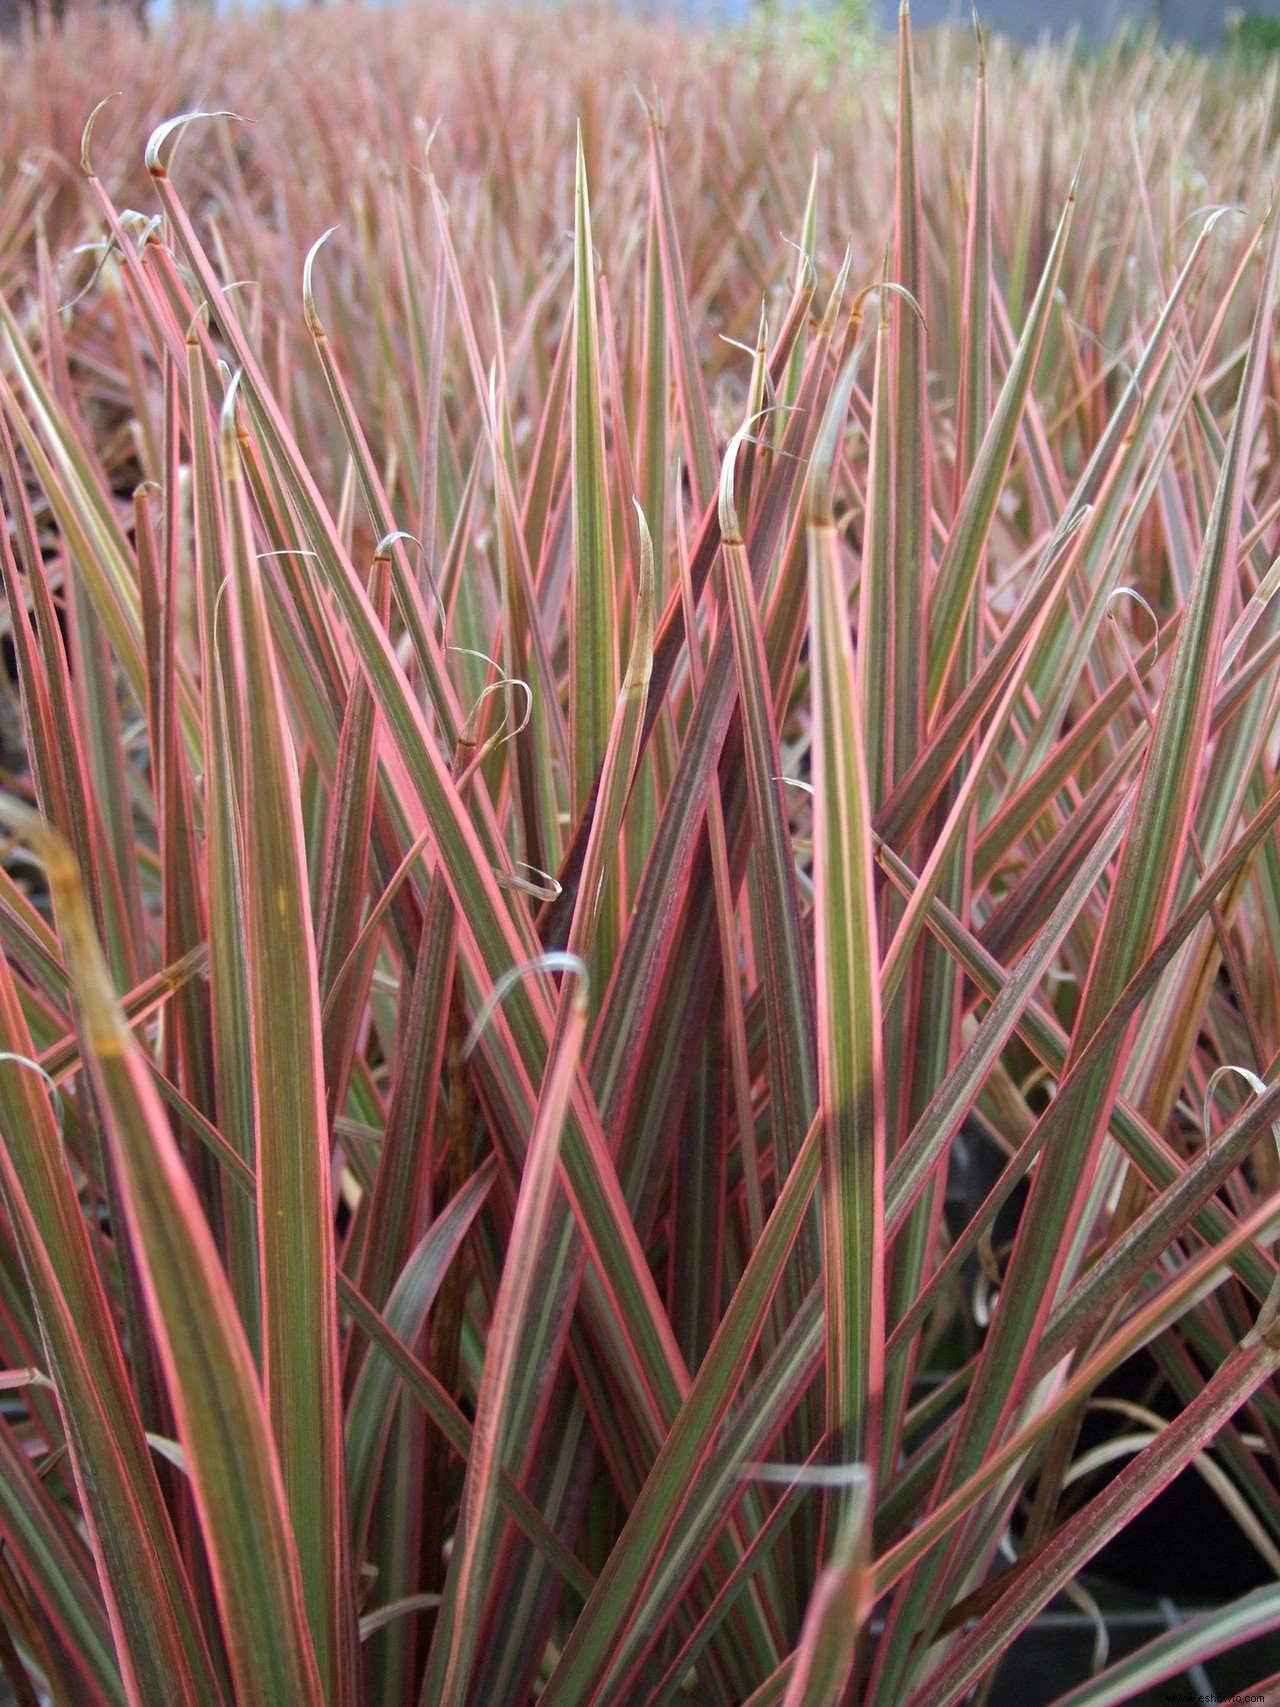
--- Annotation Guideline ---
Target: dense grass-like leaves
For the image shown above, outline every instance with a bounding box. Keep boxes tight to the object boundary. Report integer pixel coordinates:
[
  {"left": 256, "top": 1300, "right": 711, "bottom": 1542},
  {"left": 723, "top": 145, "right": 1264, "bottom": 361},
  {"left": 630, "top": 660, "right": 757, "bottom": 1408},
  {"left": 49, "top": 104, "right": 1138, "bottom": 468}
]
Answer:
[
  {"left": 0, "top": 8, "right": 1279, "bottom": 1704},
  {"left": 4, "top": 809, "right": 324, "bottom": 1707}
]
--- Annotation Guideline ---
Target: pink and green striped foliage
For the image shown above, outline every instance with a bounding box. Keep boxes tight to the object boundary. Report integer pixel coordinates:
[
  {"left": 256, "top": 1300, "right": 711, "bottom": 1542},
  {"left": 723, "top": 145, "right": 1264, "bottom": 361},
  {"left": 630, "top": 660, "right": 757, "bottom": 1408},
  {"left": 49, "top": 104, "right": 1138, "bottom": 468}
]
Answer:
[{"left": 0, "top": 5, "right": 1278, "bottom": 1704}]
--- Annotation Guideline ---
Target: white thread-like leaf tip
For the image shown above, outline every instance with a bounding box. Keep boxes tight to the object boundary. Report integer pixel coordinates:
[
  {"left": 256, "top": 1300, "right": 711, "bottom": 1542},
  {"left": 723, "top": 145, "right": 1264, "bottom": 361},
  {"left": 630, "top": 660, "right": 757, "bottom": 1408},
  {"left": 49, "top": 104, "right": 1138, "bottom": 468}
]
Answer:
[
  {"left": 218, "top": 370, "right": 244, "bottom": 477},
  {"left": 80, "top": 94, "right": 121, "bottom": 175},
  {"left": 145, "top": 110, "right": 244, "bottom": 176},
  {"left": 463, "top": 954, "right": 588, "bottom": 1060},
  {"left": 0, "top": 1052, "right": 66, "bottom": 1142},
  {"left": 736, "top": 1461, "right": 872, "bottom": 1488},
  {"left": 302, "top": 227, "right": 339, "bottom": 335}
]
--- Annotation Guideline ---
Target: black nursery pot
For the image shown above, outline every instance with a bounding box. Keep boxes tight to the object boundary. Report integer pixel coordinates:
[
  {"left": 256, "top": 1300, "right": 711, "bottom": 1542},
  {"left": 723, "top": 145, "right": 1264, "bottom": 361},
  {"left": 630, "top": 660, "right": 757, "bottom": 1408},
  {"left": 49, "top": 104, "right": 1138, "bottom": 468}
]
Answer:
[{"left": 944, "top": 1119, "right": 1280, "bottom": 1704}]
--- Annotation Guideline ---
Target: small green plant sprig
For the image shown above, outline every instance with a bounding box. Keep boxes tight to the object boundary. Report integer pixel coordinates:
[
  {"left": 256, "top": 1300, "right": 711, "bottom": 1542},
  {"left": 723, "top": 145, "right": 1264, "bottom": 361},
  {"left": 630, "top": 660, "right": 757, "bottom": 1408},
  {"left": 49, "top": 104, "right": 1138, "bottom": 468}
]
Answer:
[{"left": 1224, "top": 8, "right": 1280, "bottom": 55}]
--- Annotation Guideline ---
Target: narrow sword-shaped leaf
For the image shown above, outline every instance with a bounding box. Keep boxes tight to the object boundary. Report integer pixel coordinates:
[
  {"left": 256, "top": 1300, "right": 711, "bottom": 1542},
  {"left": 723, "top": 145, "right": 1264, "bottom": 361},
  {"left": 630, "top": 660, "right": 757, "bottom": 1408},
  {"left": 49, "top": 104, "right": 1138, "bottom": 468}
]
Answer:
[
  {"left": 858, "top": 276, "right": 895, "bottom": 811},
  {"left": 591, "top": 1290, "right": 825, "bottom": 1702},
  {"left": 146, "top": 373, "right": 220, "bottom": 1223},
  {"left": 345, "top": 1159, "right": 497, "bottom": 1546},
  {"left": 1012, "top": 208, "right": 1255, "bottom": 789},
  {"left": 300, "top": 225, "right": 462, "bottom": 745},
  {"left": 0, "top": 1417, "right": 123, "bottom": 1707},
  {"left": 879, "top": 504, "right": 1118, "bottom": 1008},
  {"left": 538, "top": 1113, "right": 824, "bottom": 1707},
  {"left": 777, "top": 157, "right": 819, "bottom": 427},
  {"left": 314, "top": 552, "right": 388, "bottom": 1127},
  {"left": 0, "top": 411, "right": 124, "bottom": 979},
  {"left": 882, "top": 793, "right": 1127, "bottom": 1243},
  {"left": 422, "top": 966, "right": 587, "bottom": 1707},
  {"left": 352, "top": 857, "right": 457, "bottom": 1315},
  {"left": 645, "top": 1444, "right": 823, "bottom": 1707},
  {"left": 869, "top": 1189, "right": 1280, "bottom": 1623},
  {"left": 537, "top": 266, "right": 816, "bottom": 953},
  {"left": 218, "top": 384, "right": 356, "bottom": 1706},
  {"left": 647, "top": 107, "right": 718, "bottom": 512},
  {"left": 953, "top": 28, "right": 990, "bottom": 515},
  {"left": 883, "top": 45, "right": 995, "bottom": 1480},
  {"left": 721, "top": 426, "right": 817, "bottom": 1189},
  {"left": 780, "top": 1472, "right": 873, "bottom": 1707},
  {"left": 638, "top": 200, "right": 669, "bottom": 595},
  {"left": 809, "top": 359, "right": 887, "bottom": 1491},
  {"left": 890, "top": 0, "right": 929, "bottom": 788},
  {"left": 7, "top": 809, "right": 322, "bottom": 1707},
  {"left": 569, "top": 129, "right": 618, "bottom": 818},
  {"left": 185, "top": 327, "right": 260, "bottom": 1356},
  {"left": 568, "top": 499, "right": 655, "bottom": 963},
  {"left": 1047, "top": 1583, "right": 1280, "bottom": 1707},
  {"left": 876, "top": 812, "right": 1280, "bottom": 1317},
  {"left": 0, "top": 305, "right": 146, "bottom": 708},
  {"left": 590, "top": 269, "right": 850, "bottom": 1152},
  {"left": 0, "top": 1124, "right": 221, "bottom": 1707},
  {"left": 926, "top": 174, "right": 1075, "bottom": 711},
  {"left": 0, "top": 851, "right": 224, "bottom": 1707},
  {"left": 1037, "top": 1071, "right": 1280, "bottom": 1375}
]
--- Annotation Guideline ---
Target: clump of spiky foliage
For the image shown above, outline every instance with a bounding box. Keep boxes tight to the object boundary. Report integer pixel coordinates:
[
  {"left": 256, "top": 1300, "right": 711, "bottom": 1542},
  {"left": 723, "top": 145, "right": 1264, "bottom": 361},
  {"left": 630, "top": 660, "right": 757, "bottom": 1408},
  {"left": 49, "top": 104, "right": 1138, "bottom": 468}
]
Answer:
[{"left": 0, "top": 5, "right": 1279, "bottom": 1706}]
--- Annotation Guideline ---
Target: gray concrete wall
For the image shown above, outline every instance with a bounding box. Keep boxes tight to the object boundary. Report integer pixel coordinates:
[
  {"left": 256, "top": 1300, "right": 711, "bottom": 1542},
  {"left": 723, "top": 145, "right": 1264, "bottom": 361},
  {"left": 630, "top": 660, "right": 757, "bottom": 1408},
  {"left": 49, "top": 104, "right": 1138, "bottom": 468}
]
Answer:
[{"left": 873, "top": 0, "right": 1280, "bottom": 48}]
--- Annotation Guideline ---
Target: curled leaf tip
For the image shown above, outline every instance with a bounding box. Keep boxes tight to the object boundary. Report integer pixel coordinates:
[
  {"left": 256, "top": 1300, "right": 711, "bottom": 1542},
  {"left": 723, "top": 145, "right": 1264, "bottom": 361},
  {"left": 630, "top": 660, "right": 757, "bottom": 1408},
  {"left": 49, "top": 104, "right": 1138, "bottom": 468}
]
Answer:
[
  {"left": 1201, "top": 1064, "right": 1272, "bottom": 1157},
  {"left": 494, "top": 862, "right": 562, "bottom": 903},
  {"left": 218, "top": 370, "right": 244, "bottom": 479},
  {"left": 737, "top": 1460, "right": 870, "bottom": 1487},
  {"left": 0, "top": 793, "right": 52, "bottom": 852},
  {"left": 884, "top": 278, "right": 927, "bottom": 331},
  {"left": 718, "top": 416, "right": 767, "bottom": 545},
  {"left": 184, "top": 299, "right": 210, "bottom": 345},
  {"left": 628, "top": 80, "right": 660, "bottom": 125},
  {"left": 0, "top": 1051, "right": 66, "bottom": 1144},
  {"left": 463, "top": 954, "right": 588, "bottom": 1060},
  {"left": 1106, "top": 586, "right": 1160, "bottom": 666},
  {"left": 373, "top": 528, "right": 418, "bottom": 560},
  {"left": 80, "top": 93, "right": 121, "bottom": 176},
  {"left": 0, "top": 798, "right": 124, "bottom": 1057},
  {"left": 415, "top": 115, "right": 442, "bottom": 163},
  {"left": 806, "top": 351, "right": 861, "bottom": 526},
  {"left": 782, "top": 234, "right": 816, "bottom": 292},
  {"left": 458, "top": 673, "right": 533, "bottom": 770},
  {"left": 817, "top": 245, "right": 854, "bottom": 340},
  {"left": 302, "top": 227, "right": 338, "bottom": 338},
  {"left": 384, "top": 532, "right": 448, "bottom": 637},
  {"left": 145, "top": 110, "right": 245, "bottom": 178},
  {"left": 626, "top": 498, "right": 656, "bottom": 694}
]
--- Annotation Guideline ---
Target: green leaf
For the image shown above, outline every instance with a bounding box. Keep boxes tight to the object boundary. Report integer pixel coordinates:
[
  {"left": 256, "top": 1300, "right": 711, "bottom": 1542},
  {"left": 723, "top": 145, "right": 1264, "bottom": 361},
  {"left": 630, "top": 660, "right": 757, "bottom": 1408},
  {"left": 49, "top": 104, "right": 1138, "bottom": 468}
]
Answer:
[
  {"left": 780, "top": 1471, "right": 873, "bottom": 1707},
  {"left": 218, "top": 384, "right": 356, "bottom": 1704},
  {"left": 6, "top": 806, "right": 322, "bottom": 1707},
  {"left": 345, "top": 1159, "right": 497, "bottom": 1546},
  {"left": 570, "top": 130, "right": 618, "bottom": 818},
  {"left": 422, "top": 965, "right": 588, "bottom": 1706},
  {"left": 808, "top": 360, "right": 887, "bottom": 1493},
  {"left": 720, "top": 428, "right": 816, "bottom": 1190}
]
